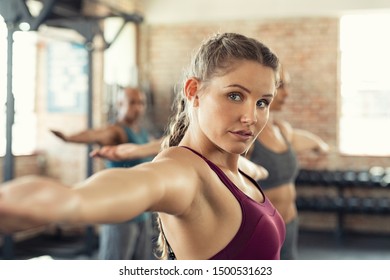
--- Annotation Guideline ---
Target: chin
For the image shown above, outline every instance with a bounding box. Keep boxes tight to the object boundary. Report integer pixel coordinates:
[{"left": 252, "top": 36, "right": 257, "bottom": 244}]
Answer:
[{"left": 226, "top": 144, "right": 248, "bottom": 155}]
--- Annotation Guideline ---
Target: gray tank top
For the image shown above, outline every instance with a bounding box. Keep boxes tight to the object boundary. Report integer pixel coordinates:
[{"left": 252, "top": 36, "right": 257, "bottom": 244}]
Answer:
[{"left": 249, "top": 133, "right": 299, "bottom": 190}]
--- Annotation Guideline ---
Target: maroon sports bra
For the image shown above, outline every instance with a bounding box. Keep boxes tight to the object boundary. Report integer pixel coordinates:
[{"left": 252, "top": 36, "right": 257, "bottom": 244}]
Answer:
[{"left": 175, "top": 146, "right": 286, "bottom": 260}]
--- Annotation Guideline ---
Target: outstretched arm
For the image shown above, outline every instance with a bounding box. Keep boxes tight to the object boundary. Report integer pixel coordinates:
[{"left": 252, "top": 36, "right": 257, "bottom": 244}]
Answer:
[
  {"left": 276, "top": 120, "right": 329, "bottom": 155},
  {"left": 90, "top": 138, "right": 163, "bottom": 161},
  {"left": 291, "top": 129, "right": 330, "bottom": 154},
  {"left": 238, "top": 156, "right": 269, "bottom": 180},
  {"left": 50, "top": 126, "right": 120, "bottom": 146},
  {"left": 0, "top": 149, "right": 199, "bottom": 234},
  {"left": 0, "top": 176, "right": 81, "bottom": 233}
]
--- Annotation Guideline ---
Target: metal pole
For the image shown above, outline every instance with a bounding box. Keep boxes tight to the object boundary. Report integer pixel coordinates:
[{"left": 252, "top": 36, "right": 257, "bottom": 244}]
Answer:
[
  {"left": 86, "top": 42, "right": 93, "bottom": 177},
  {"left": 84, "top": 41, "right": 95, "bottom": 256},
  {"left": 4, "top": 24, "right": 15, "bottom": 181},
  {"left": 2, "top": 22, "right": 16, "bottom": 260}
]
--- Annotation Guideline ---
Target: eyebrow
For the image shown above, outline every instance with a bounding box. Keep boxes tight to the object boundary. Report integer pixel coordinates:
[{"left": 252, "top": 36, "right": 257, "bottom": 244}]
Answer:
[
  {"left": 225, "top": 84, "right": 274, "bottom": 97},
  {"left": 226, "top": 84, "right": 251, "bottom": 93}
]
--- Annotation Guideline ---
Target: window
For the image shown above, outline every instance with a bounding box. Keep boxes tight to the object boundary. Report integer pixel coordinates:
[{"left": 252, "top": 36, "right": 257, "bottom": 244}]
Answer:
[
  {"left": 339, "top": 14, "right": 390, "bottom": 156},
  {"left": 0, "top": 17, "right": 37, "bottom": 156}
]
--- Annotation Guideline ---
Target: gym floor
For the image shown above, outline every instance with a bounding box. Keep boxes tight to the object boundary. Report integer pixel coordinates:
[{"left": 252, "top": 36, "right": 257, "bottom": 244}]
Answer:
[{"left": 3, "top": 230, "right": 390, "bottom": 260}]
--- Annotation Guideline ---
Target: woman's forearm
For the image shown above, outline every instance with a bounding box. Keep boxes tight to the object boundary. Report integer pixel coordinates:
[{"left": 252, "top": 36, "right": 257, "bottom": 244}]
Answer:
[{"left": 118, "top": 139, "right": 162, "bottom": 159}]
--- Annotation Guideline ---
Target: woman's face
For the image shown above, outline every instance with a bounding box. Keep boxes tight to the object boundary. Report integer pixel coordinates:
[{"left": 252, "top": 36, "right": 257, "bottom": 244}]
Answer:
[
  {"left": 270, "top": 68, "right": 290, "bottom": 111},
  {"left": 195, "top": 60, "right": 276, "bottom": 154}
]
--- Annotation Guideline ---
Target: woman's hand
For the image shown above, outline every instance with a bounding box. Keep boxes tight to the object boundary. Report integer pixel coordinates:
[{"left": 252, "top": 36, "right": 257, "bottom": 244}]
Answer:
[
  {"left": 90, "top": 144, "right": 141, "bottom": 161},
  {"left": 238, "top": 156, "right": 269, "bottom": 181},
  {"left": 90, "top": 145, "right": 124, "bottom": 161},
  {"left": 90, "top": 141, "right": 161, "bottom": 161}
]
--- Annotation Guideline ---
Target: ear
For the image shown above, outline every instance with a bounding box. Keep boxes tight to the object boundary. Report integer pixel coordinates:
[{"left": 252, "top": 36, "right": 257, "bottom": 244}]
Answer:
[{"left": 184, "top": 77, "right": 200, "bottom": 107}]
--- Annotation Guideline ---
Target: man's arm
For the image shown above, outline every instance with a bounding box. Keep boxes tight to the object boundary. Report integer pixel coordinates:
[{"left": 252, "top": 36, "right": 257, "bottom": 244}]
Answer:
[{"left": 51, "top": 126, "right": 121, "bottom": 146}]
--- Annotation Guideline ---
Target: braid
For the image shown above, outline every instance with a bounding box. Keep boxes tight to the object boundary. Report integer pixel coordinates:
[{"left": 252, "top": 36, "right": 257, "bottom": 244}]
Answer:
[
  {"left": 162, "top": 94, "right": 189, "bottom": 149},
  {"left": 154, "top": 215, "right": 169, "bottom": 259}
]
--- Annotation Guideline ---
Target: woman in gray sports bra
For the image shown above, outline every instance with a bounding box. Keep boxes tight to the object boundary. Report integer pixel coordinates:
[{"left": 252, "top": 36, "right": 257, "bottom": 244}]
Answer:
[{"left": 249, "top": 67, "right": 329, "bottom": 259}]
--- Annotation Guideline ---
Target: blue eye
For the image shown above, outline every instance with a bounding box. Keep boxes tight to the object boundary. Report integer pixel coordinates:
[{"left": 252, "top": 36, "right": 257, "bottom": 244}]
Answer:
[
  {"left": 256, "top": 99, "right": 269, "bottom": 108},
  {"left": 228, "top": 93, "right": 242, "bottom": 101}
]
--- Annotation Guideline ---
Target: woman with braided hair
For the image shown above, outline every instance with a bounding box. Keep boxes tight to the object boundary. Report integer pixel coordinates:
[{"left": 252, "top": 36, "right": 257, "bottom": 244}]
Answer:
[{"left": 0, "top": 32, "right": 285, "bottom": 260}]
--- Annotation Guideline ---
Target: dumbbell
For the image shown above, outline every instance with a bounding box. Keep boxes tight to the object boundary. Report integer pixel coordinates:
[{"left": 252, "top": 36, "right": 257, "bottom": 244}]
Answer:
[
  {"left": 361, "top": 197, "right": 376, "bottom": 213},
  {"left": 342, "top": 170, "right": 357, "bottom": 187},
  {"left": 356, "top": 170, "right": 371, "bottom": 187},
  {"left": 369, "top": 166, "right": 385, "bottom": 187},
  {"left": 345, "top": 196, "right": 360, "bottom": 213},
  {"left": 380, "top": 174, "right": 390, "bottom": 188}
]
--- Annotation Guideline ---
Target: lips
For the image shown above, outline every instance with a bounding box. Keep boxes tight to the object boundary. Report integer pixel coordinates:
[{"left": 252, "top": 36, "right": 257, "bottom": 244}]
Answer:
[
  {"left": 230, "top": 130, "right": 254, "bottom": 140},
  {"left": 235, "top": 130, "right": 253, "bottom": 136}
]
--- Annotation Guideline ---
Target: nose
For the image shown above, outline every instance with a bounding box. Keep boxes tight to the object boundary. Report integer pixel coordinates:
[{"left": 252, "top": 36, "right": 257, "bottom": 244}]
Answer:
[
  {"left": 240, "top": 105, "right": 258, "bottom": 126},
  {"left": 136, "top": 104, "right": 143, "bottom": 111},
  {"left": 134, "top": 102, "right": 145, "bottom": 111},
  {"left": 278, "top": 85, "right": 289, "bottom": 98}
]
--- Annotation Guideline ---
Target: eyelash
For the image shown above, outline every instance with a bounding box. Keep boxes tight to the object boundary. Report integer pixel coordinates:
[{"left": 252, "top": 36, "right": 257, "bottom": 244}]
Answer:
[
  {"left": 228, "top": 92, "right": 242, "bottom": 101},
  {"left": 228, "top": 93, "right": 269, "bottom": 108},
  {"left": 256, "top": 100, "right": 269, "bottom": 108}
]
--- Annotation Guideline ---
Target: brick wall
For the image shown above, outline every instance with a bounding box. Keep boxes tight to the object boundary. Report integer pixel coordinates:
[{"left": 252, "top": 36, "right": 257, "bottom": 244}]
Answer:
[
  {"left": 139, "top": 18, "right": 390, "bottom": 233},
  {"left": 139, "top": 18, "right": 390, "bottom": 170},
  {"left": 140, "top": 19, "right": 339, "bottom": 139}
]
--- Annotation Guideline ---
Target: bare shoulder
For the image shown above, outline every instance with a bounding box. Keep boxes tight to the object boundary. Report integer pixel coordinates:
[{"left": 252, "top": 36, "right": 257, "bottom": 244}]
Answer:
[
  {"left": 153, "top": 146, "right": 208, "bottom": 177},
  {"left": 146, "top": 146, "right": 207, "bottom": 214},
  {"left": 107, "top": 124, "right": 128, "bottom": 143},
  {"left": 109, "top": 123, "right": 125, "bottom": 133},
  {"left": 275, "top": 119, "right": 293, "bottom": 131},
  {"left": 155, "top": 146, "right": 195, "bottom": 160},
  {"left": 153, "top": 147, "right": 211, "bottom": 192},
  {"left": 275, "top": 119, "right": 293, "bottom": 141}
]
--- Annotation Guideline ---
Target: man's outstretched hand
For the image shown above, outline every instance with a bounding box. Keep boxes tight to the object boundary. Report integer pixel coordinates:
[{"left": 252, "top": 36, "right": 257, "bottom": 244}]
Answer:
[{"left": 50, "top": 130, "right": 68, "bottom": 142}]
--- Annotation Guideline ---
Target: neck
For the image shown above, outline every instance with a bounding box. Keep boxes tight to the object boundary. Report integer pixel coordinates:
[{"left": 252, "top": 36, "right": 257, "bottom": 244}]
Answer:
[
  {"left": 181, "top": 132, "right": 240, "bottom": 171},
  {"left": 266, "top": 115, "right": 275, "bottom": 127},
  {"left": 118, "top": 120, "right": 140, "bottom": 130}
]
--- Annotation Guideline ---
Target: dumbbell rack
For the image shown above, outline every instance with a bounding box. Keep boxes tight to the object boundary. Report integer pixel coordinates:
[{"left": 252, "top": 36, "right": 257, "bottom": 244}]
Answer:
[{"left": 295, "top": 168, "right": 390, "bottom": 239}]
